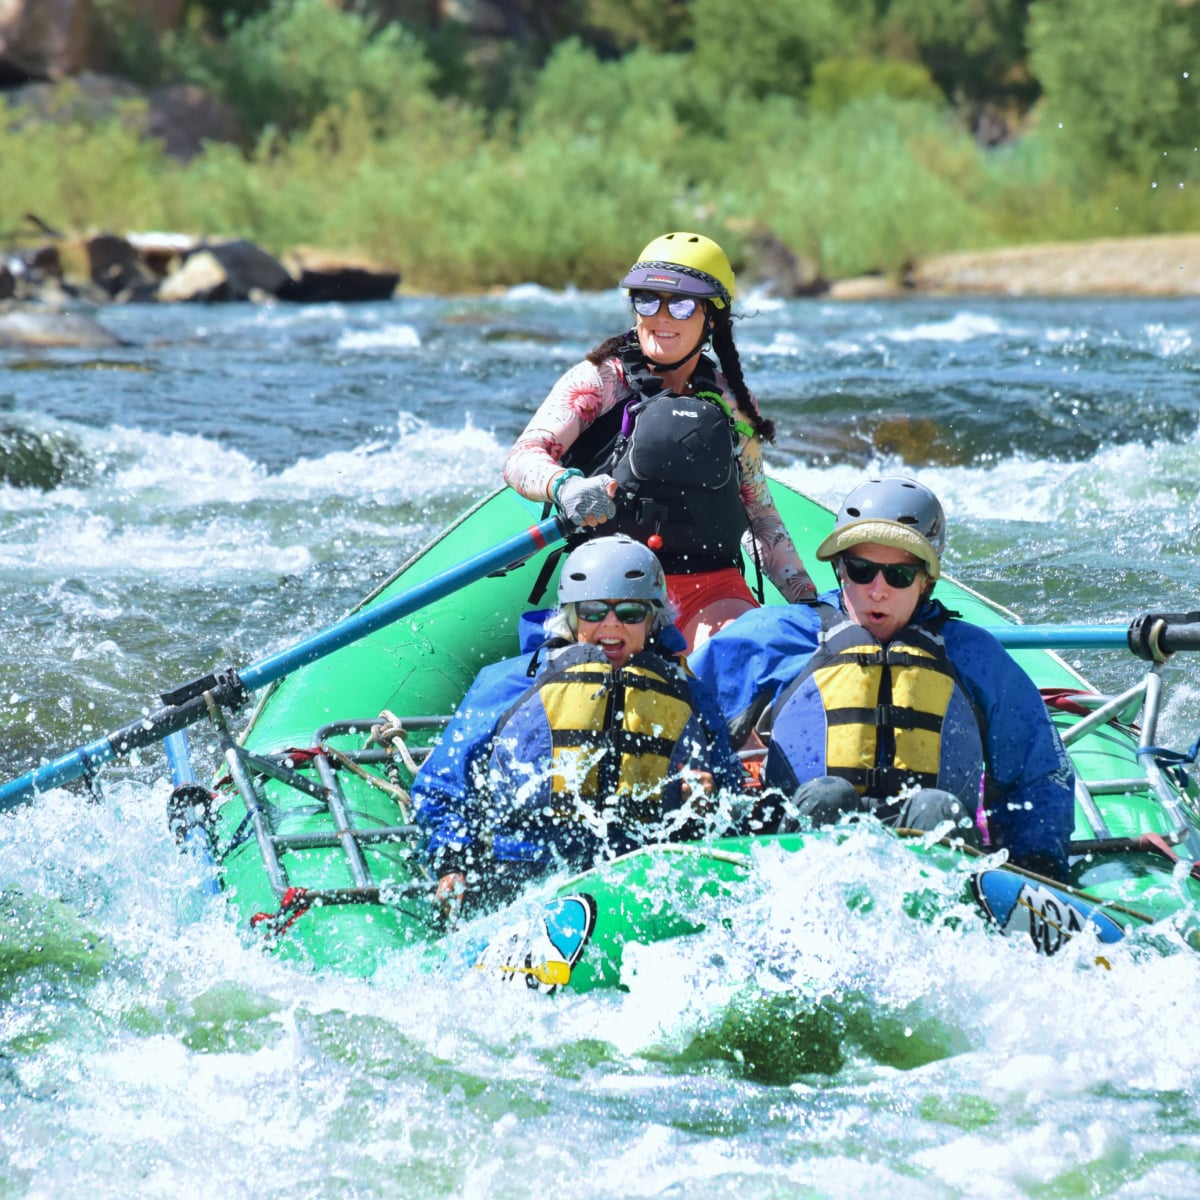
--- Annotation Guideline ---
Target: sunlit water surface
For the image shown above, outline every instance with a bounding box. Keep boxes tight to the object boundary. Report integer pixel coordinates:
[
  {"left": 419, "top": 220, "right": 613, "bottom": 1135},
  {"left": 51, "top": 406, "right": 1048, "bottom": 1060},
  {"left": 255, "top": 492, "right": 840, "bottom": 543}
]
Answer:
[{"left": 2, "top": 292, "right": 1200, "bottom": 1199}]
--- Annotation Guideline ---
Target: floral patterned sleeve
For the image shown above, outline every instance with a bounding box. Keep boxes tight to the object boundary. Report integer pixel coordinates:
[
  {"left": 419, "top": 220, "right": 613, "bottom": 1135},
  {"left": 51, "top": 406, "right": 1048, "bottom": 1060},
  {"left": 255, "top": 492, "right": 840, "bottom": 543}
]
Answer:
[
  {"left": 503, "top": 358, "right": 625, "bottom": 501},
  {"left": 733, "top": 397, "right": 818, "bottom": 602}
]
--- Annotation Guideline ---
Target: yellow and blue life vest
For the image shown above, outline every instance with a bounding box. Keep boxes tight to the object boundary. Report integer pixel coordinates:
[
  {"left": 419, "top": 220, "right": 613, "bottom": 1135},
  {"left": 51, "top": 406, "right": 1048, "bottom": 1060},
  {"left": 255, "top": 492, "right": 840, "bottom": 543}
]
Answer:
[
  {"left": 763, "top": 605, "right": 985, "bottom": 804},
  {"left": 490, "top": 643, "right": 699, "bottom": 827}
]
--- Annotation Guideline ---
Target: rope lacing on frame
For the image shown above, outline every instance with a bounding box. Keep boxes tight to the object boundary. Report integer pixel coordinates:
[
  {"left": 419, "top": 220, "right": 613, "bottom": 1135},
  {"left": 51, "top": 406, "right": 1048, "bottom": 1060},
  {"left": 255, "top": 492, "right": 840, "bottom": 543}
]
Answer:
[{"left": 249, "top": 887, "right": 312, "bottom": 939}]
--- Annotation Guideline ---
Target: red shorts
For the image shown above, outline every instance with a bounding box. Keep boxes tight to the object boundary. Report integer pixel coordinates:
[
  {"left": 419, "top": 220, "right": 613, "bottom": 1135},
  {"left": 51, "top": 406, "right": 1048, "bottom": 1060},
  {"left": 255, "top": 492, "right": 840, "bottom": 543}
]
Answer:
[{"left": 665, "top": 567, "right": 759, "bottom": 637}]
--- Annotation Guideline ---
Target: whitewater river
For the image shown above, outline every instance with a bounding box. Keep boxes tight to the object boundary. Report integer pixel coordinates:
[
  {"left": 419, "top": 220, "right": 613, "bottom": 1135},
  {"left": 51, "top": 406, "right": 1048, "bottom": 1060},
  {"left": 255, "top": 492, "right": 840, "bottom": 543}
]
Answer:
[{"left": 1, "top": 291, "right": 1199, "bottom": 1198}]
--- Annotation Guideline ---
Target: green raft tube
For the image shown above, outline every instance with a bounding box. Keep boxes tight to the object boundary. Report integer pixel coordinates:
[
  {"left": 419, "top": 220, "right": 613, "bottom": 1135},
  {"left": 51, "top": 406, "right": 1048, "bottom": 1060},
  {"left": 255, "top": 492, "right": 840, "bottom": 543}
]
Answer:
[{"left": 171, "top": 481, "right": 1200, "bottom": 991}]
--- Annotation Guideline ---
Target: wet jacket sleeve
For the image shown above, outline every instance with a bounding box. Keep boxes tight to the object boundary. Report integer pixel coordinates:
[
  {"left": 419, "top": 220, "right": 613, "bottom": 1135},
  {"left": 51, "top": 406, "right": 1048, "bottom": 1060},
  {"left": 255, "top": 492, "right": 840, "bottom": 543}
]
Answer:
[
  {"left": 946, "top": 623, "right": 1076, "bottom": 878},
  {"left": 412, "top": 655, "right": 531, "bottom": 875}
]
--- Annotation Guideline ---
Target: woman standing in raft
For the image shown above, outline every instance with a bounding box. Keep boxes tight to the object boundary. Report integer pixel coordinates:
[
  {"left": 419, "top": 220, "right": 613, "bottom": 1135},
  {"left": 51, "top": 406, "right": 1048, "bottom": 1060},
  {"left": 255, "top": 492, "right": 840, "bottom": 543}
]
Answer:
[{"left": 504, "top": 231, "right": 817, "bottom": 650}]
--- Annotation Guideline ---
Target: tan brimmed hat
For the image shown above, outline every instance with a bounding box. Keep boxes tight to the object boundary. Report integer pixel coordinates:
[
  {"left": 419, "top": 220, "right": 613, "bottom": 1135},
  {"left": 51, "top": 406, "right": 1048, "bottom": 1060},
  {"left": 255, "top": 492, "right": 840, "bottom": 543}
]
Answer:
[
  {"left": 814, "top": 476, "right": 946, "bottom": 581},
  {"left": 815, "top": 519, "right": 940, "bottom": 580}
]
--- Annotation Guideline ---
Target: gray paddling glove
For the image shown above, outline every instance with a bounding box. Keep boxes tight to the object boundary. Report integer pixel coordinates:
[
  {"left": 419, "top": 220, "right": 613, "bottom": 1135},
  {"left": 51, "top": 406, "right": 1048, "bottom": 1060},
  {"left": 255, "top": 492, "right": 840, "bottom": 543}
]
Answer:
[{"left": 554, "top": 472, "right": 617, "bottom": 526}]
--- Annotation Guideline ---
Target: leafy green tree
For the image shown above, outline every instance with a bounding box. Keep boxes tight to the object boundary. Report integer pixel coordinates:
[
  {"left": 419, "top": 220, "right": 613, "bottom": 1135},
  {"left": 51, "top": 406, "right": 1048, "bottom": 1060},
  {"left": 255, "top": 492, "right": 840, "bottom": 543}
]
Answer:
[
  {"left": 1028, "top": 0, "right": 1200, "bottom": 178},
  {"left": 808, "top": 57, "right": 944, "bottom": 114},
  {"left": 581, "top": 0, "right": 692, "bottom": 53},
  {"left": 181, "top": 0, "right": 273, "bottom": 34},
  {"left": 522, "top": 39, "right": 694, "bottom": 135},
  {"left": 188, "top": 0, "right": 440, "bottom": 136},
  {"left": 874, "top": 0, "right": 1034, "bottom": 109},
  {"left": 518, "top": 37, "right": 730, "bottom": 180},
  {"left": 690, "top": 0, "right": 870, "bottom": 101}
]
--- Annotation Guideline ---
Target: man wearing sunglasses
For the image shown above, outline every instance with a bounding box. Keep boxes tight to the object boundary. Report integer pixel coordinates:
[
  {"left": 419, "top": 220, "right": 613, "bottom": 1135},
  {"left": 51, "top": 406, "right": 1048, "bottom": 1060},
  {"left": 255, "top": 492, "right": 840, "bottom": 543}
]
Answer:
[
  {"left": 690, "top": 477, "right": 1075, "bottom": 882},
  {"left": 414, "top": 535, "right": 743, "bottom": 916}
]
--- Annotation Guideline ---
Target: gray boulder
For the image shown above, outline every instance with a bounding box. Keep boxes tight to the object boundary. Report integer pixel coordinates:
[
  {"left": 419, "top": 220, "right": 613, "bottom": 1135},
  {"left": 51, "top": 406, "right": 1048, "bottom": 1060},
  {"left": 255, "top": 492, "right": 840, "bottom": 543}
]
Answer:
[
  {"left": 85, "top": 233, "right": 160, "bottom": 300},
  {"left": 279, "top": 250, "right": 401, "bottom": 303},
  {"left": 0, "top": 304, "right": 123, "bottom": 348}
]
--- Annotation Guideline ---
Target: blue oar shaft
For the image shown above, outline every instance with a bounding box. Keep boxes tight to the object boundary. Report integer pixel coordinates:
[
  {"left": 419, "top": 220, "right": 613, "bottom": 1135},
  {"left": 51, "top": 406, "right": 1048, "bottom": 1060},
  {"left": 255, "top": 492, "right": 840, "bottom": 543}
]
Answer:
[
  {"left": 2, "top": 737, "right": 121, "bottom": 803},
  {"left": 164, "top": 729, "right": 197, "bottom": 786},
  {"left": 239, "top": 516, "right": 564, "bottom": 691},
  {"left": 0, "top": 516, "right": 565, "bottom": 810},
  {"left": 987, "top": 625, "right": 1128, "bottom": 650},
  {"left": 164, "top": 728, "right": 223, "bottom": 898},
  {"left": 992, "top": 614, "right": 1200, "bottom": 656}
]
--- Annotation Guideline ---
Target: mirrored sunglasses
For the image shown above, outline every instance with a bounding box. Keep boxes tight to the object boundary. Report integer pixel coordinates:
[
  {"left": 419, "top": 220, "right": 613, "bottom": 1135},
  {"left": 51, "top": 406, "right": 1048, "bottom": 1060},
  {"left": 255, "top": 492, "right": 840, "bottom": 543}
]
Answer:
[
  {"left": 840, "top": 554, "right": 923, "bottom": 589},
  {"left": 631, "top": 291, "right": 699, "bottom": 321},
  {"left": 576, "top": 600, "right": 654, "bottom": 624}
]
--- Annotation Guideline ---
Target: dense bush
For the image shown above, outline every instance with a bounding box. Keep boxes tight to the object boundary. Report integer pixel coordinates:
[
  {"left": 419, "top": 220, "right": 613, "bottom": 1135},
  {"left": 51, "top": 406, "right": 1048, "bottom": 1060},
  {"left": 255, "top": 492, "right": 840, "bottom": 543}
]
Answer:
[
  {"left": 190, "top": 0, "right": 437, "bottom": 135},
  {"left": 1028, "top": 0, "right": 1200, "bottom": 180},
  {"left": 874, "top": 0, "right": 1032, "bottom": 109},
  {"left": 690, "top": 0, "right": 868, "bottom": 102}
]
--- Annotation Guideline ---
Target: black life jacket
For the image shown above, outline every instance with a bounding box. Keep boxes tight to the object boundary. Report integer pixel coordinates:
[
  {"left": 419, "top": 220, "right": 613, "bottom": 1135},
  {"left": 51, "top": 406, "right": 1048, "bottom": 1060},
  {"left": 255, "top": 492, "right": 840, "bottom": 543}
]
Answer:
[{"left": 562, "top": 343, "right": 749, "bottom": 573}]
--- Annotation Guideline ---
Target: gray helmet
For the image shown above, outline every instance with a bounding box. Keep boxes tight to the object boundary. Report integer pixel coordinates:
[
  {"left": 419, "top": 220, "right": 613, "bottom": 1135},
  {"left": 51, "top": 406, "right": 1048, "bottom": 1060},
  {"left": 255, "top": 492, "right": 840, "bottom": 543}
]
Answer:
[
  {"left": 557, "top": 534, "right": 668, "bottom": 607},
  {"left": 815, "top": 476, "right": 946, "bottom": 580}
]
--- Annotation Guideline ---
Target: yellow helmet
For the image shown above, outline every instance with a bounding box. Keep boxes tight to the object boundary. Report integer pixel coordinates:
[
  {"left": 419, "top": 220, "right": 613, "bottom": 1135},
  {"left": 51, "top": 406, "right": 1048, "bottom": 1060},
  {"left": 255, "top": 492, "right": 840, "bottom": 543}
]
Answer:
[{"left": 620, "top": 231, "right": 735, "bottom": 310}]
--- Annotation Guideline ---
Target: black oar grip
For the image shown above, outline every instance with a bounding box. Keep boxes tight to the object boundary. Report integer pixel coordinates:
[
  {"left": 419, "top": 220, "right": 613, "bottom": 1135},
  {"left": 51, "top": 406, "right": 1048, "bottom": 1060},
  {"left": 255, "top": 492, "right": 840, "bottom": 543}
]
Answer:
[
  {"left": 1127, "top": 611, "right": 1200, "bottom": 662},
  {"left": 106, "top": 670, "right": 248, "bottom": 758}
]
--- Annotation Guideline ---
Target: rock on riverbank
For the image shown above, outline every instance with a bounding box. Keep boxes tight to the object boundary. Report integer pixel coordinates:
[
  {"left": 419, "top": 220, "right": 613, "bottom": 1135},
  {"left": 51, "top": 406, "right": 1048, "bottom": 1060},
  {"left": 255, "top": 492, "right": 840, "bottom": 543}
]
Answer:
[
  {"left": 5, "top": 230, "right": 1200, "bottom": 349},
  {"left": 831, "top": 233, "right": 1200, "bottom": 299},
  {"left": 1, "top": 228, "right": 401, "bottom": 309}
]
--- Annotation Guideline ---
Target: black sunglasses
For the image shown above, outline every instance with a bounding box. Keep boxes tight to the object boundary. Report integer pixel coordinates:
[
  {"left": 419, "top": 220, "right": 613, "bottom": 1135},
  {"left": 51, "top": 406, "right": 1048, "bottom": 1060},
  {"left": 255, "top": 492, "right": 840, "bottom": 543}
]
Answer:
[
  {"left": 631, "top": 291, "right": 700, "bottom": 321},
  {"left": 839, "top": 554, "right": 923, "bottom": 589},
  {"left": 576, "top": 599, "right": 654, "bottom": 624}
]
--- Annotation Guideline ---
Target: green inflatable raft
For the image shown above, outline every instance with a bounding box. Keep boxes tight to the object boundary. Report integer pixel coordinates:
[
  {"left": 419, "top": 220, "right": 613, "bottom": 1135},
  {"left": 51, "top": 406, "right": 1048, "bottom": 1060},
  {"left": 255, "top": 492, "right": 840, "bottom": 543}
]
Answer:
[
  {"left": 133, "top": 479, "right": 1198, "bottom": 991},
  {"left": 6, "top": 480, "right": 1193, "bottom": 988}
]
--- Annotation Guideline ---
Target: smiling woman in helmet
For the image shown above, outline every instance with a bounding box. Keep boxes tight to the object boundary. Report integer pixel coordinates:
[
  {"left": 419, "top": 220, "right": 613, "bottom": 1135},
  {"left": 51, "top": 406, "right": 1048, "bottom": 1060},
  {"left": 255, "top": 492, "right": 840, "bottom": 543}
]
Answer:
[
  {"left": 413, "top": 535, "right": 743, "bottom": 916},
  {"left": 689, "top": 477, "right": 1076, "bottom": 883},
  {"left": 504, "top": 231, "right": 816, "bottom": 652}
]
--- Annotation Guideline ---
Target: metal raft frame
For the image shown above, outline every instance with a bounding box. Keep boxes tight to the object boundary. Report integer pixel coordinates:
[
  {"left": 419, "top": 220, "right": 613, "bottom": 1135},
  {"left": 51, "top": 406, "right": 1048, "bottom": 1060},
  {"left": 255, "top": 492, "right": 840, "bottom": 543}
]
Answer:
[
  {"left": 175, "top": 658, "right": 1200, "bottom": 911},
  {"left": 202, "top": 696, "right": 450, "bottom": 909},
  {"left": 1057, "top": 661, "right": 1200, "bottom": 859}
]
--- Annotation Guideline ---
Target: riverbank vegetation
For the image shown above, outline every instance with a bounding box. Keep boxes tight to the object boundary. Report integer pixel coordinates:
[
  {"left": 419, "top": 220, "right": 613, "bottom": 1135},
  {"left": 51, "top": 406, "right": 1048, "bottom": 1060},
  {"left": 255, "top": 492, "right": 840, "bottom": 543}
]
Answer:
[{"left": 3, "top": 0, "right": 1199, "bottom": 291}]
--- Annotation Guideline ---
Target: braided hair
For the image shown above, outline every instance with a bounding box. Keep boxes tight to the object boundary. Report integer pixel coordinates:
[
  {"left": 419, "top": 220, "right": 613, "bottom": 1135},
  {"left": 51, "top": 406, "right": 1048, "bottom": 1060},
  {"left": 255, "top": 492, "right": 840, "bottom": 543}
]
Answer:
[
  {"left": 587, "top": 312, "right": 776, "bottom": 444},
  {"left": 586, "top": 333, "right": 628, "bottom": 366},
  {"left": 710, "top": 310, "right": 775, "bottom": 444}
]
